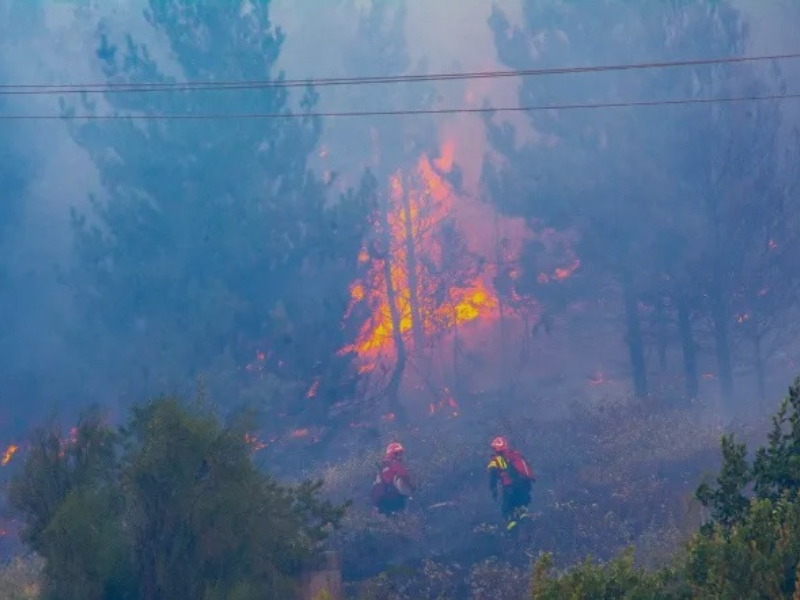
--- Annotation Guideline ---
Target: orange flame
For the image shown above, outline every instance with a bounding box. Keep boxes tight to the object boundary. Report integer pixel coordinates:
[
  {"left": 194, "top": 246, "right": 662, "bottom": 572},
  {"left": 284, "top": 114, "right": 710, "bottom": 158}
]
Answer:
[
  {"left": 2, "top": 444, "right": 18, "bottom": 466},
  {"left": 244, "top": 433, "right": 268, "bottom": 453},
  {"left": 429, "top": 394, "right": 460, "bottom": 417},
  {"left": 342, "top": 141, "right": 500, "bottom": 361}
]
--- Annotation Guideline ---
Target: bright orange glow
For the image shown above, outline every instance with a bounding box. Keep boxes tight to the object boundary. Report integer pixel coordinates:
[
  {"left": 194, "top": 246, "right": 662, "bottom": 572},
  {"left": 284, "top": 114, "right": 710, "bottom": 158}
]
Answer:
[
  {"left": 289, "top": 428, "right": 309, "bottom": 439},
  {"left": 350, "top": 283, "right": 365, "bottom": 302},
  {"left": 341, "top": 141, "right": 500, "bottom": 362},
  {"left": 1, "top": 444, "right": 18, "bottom": 466},
  {"left": 332, "top": 136, "right": 580, "bottom": 421}
]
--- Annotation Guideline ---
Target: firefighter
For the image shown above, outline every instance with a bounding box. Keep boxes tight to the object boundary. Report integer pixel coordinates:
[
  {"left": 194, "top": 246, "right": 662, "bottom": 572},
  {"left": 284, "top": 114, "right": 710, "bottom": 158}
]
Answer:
[
  {"left": 487, "top": 436, "right": 535, "bottom": 531},
  {"left": 371, "top": 441, "right": 415, "bottom": 515}
]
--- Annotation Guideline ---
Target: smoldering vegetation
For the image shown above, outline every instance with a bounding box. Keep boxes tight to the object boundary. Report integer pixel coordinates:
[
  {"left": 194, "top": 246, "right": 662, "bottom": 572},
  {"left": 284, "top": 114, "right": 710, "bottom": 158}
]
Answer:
[{"left": 0, "top": 0, "right": 799, "bottom": 597}]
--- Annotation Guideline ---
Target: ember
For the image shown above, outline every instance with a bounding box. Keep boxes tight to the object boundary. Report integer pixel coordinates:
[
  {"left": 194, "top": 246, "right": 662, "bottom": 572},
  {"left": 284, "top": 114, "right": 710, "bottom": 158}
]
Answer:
[{"left": 1, "top": 444, "right": 18, "bottom": 466}]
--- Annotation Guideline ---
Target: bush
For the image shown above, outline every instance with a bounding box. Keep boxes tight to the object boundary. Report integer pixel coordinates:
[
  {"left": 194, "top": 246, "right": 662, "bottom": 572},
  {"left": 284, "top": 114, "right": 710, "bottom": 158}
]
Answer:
[
  {"left": 6, "top": 395, "right": 346, "bottom": 599},
  {"left": 523, "top": 378, "right": 800, "bottom": 598}
]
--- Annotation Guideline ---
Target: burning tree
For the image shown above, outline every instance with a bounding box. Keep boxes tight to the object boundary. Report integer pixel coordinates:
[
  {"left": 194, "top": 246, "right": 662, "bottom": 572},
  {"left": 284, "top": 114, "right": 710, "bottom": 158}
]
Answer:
[{"left": 343, "top": 142, "right": 500, "bottom": 420}]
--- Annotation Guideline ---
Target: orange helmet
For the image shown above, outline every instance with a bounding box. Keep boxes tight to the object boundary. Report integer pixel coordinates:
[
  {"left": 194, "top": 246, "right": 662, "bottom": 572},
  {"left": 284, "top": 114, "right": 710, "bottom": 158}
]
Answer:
[
  {"left": 385, "top": 442, "right": 404, "bottom": 458},
  {"left": 490, "top": 436, "right": 509, "bottom": 452}
]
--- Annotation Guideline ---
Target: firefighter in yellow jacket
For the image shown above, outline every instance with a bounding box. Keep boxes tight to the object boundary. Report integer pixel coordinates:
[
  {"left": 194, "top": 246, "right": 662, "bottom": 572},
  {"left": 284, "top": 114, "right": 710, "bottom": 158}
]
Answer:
[{"left": 487, "top": 436, "right": 535, "bottom": 530}]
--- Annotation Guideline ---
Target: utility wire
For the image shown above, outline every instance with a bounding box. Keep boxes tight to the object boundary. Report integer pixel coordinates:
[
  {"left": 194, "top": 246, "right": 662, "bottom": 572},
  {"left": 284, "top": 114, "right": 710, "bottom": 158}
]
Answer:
[
  {"left": 0, "top": 52, "right": 798, "bottom": 95},
  {"left": 0, "top": 91, "right": 797, "bottom": 121}
]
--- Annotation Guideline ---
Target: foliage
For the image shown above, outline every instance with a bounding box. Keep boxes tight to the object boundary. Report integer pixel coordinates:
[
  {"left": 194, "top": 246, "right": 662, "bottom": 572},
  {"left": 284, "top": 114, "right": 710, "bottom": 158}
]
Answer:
[
  {"left": 7, "top": 395, "right": 346, "bottom": 599},
  {"left": 63, "top": 0, "right": 372, "bottom": 431},
  {"left": 484, "top": 0, "right": 799, "bottom": 401},
  {"left": 523, "top": 377, "right": 800, "bottom": 598},
  {"left": 684, "top": 495, "right": 800, "bottom": 598},
  {"left": 697, "top": 378, "right": 800, "bottom": 523},
  {"left": 695, "top": 434, "right": 750, "bottom": 528},
  {"left": 529, "top": 548, "right": 684, "bottom": 599}
]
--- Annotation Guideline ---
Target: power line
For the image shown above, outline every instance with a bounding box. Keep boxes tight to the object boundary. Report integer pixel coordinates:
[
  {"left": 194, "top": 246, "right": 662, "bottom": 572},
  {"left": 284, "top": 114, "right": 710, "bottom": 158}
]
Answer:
[
  {"left": 1, "top": 91, "right": 796, "bottom": 121},
  {"left": 0, "top": 52, "right": 798, "bottom": 95}
]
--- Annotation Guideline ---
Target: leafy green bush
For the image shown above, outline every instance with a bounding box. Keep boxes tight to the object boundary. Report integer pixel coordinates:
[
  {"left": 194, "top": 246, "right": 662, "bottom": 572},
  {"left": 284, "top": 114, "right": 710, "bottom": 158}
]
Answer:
[
  {"left": 6, "top": 396, "right": 346, "bottom": 599},
  {"left": 525, "top": 378, "right": 800, "bottom": 599},
  {"left": 530, "top": 548, "right": 685, "bottom": 599}
]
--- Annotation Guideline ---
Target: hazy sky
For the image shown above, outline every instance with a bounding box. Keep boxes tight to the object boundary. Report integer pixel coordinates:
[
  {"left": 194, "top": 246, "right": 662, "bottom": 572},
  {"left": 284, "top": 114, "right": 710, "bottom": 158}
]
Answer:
[{"left": 3, "top": 0, "right": 798, "bottom": 258}]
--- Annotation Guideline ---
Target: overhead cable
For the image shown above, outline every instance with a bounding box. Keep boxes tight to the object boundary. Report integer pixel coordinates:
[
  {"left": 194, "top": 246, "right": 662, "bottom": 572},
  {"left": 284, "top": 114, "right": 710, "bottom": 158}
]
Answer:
[
  {"left": 0, "top": 52, "right": 798, "bottom": 95},
  {"left": 1, "top": 91, "right": 796, "bottom": 120}
]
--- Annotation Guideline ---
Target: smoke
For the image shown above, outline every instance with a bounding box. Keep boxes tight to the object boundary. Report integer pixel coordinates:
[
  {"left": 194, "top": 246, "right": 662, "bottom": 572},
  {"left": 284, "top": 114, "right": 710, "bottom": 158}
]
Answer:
[{"left": 0, "top": 0, "right": 797, "bottom": 428}]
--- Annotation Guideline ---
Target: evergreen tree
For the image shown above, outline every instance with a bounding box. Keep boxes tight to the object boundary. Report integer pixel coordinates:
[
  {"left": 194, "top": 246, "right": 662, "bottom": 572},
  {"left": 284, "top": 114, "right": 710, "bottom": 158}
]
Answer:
[
  {"left": 484, "top": 0, "right": 789, "bottom": 401},
  {"left": 63, "top": 0, "right": 372, "bottom": 437},
  {"left": 7, "top": 395, "right": 346, "bottom": 599}
]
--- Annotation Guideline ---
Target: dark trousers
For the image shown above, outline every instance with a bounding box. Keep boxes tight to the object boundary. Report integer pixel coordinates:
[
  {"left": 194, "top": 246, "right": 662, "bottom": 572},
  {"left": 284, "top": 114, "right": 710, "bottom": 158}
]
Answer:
[
  {"left": 377, "top": 494, "right": 408, "bottom": 515},
  {"left": 501, "top": 481, "right": 531, "bottom": 519}
]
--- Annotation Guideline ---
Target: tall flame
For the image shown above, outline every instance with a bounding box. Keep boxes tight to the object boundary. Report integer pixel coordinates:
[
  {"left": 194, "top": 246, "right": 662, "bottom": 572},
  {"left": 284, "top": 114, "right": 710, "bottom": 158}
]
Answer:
[{"left": 342, "top": 141, "right": 500, "bottom": 364}]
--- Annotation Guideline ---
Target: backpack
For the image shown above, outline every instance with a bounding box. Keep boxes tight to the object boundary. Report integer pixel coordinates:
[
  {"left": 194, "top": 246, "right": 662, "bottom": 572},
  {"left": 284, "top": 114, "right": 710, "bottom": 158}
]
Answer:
[
  {"left": 371, "top": 462, "right": 401, "bottom": 505},
  {"left": 505, "top": 450, "right": 534, "bottom": 482}
]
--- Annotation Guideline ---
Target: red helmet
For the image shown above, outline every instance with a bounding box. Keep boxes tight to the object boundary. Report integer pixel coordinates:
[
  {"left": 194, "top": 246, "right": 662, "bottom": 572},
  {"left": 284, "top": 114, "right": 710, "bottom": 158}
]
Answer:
[
  {"left": 490, "top": 436, "right": 509, "bottom": 452},
  {"left": 385, "top": 442, "right": 404, "bottom": 458}
]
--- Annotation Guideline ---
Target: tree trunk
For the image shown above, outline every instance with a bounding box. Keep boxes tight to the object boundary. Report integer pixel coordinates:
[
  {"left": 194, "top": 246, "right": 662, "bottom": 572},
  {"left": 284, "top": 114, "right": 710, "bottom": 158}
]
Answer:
[
  {"left": 381, "top": 194, "right": 409, "bottom": 423},
  {"left": 452, "top": 311, "right": 460, "bottom": 400},
  {"left": 622, "top": 275, "right": 648, "bottom": 399},
  {"left": 709, "top": 287, "right": 734, "bottom": 398},
  {"left": 494, "top": 212, "right": 507, "bottom": 377},
  {"left": 400, "top": 190, "right": 425, "bottom": 350},
  {"left": 677, "top": 297, "right": 699, "bottom": 398}
]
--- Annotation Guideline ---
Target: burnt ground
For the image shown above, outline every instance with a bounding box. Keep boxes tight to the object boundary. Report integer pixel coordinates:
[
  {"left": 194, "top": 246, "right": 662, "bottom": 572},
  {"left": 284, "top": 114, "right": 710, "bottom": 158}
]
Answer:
[{"left": 314, "top": 301, "right": 796, "bottom": 586}]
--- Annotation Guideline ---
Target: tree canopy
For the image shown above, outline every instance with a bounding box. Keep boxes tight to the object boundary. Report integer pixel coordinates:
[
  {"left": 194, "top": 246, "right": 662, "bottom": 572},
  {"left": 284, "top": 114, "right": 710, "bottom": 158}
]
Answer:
[
  {"left": 7, "top": 395, "right": 346, "bottom": 599},
  {"left": 63, "top": 0, "right": 374, "bottom": 436},
  {"left": 484, "top": 0, "right": 800, "bottom": 402}
]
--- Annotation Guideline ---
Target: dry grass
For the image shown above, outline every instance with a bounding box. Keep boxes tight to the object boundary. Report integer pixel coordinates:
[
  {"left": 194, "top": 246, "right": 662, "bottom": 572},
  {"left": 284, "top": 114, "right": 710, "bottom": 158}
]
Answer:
[
  {"left": 314, "top": 377, "right": 734, "bottom": 594},
  {"left": 0, "top": 556, "right": 42, "bottom": 600}
]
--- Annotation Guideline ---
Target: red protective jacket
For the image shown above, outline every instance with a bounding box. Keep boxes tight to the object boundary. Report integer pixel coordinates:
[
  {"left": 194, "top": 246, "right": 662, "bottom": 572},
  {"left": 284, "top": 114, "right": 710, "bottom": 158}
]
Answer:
[
  {"left": 372, "top": 457, "right": 413, "bottom": 503},
  {"left": 487, "top": 449, "right": 533, "bottom": 492}
]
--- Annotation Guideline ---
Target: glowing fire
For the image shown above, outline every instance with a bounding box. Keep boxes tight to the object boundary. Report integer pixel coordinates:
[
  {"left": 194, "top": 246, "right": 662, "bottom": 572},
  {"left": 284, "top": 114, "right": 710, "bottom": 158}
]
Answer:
[
  {"left": 1, "top": 444, "right": 18, "bottom": 466},
  {"left": 429, "top": 395, "right": 460, "bottom": 417},
  {"left": 341, "top": 140, "right": 500, "bottom": 362}
]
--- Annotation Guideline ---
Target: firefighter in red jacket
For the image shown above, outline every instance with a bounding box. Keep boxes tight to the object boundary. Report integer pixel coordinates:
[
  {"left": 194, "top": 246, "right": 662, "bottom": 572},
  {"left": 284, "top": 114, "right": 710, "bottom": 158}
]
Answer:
[
  {"left": 371, "top": 442, "right": 415, "bottom": 515},
  {"left": 487, "top": 436, "right": 535, "bottom": 530}
]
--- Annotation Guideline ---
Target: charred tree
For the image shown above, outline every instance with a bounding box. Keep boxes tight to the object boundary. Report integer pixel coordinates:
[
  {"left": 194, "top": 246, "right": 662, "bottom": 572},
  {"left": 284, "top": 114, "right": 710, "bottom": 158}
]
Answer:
[
  {"left": 677, "top": 296, "right": 699, "bottom": 398},
  {"left": 709, "top": 285, "right": 734, "bottom": 399},
  {"left": 400, "top": 188, "right": 426, "bottom": 351},
  {"left": 380, "top": 192, "right": 409, "bottom": 423},
  {"left": 622, "top": 273, "right": 648, "bottom": 399}
]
